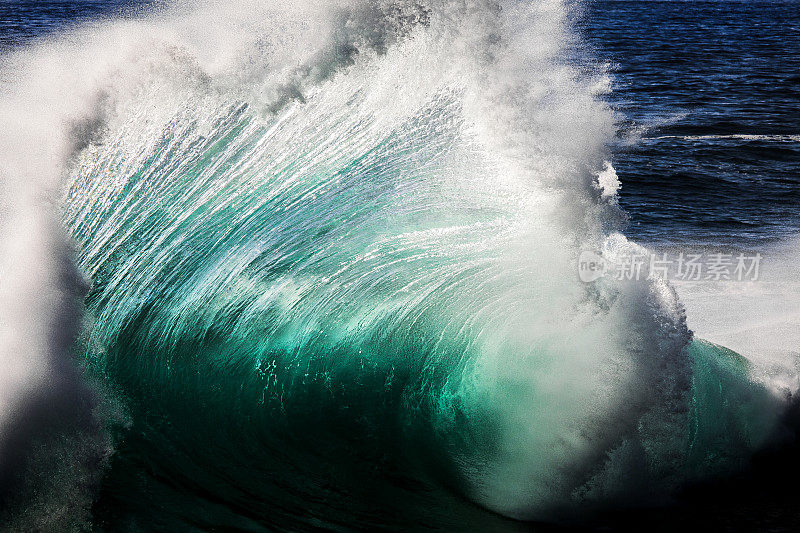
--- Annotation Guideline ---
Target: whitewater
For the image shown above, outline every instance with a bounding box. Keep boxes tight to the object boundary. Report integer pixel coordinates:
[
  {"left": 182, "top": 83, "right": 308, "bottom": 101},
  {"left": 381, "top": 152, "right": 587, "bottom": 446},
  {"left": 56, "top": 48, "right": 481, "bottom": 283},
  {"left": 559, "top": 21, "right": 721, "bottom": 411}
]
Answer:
[{"left": 0, "top": 0, "right": 795, "bottom": 530}]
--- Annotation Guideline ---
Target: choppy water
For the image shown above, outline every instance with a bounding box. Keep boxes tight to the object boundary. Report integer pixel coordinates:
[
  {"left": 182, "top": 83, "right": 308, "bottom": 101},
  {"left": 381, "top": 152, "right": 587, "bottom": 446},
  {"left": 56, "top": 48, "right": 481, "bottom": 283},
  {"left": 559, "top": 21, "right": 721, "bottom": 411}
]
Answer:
[{"left": 583, "top": 0, "right": 800, "bottom": 248}]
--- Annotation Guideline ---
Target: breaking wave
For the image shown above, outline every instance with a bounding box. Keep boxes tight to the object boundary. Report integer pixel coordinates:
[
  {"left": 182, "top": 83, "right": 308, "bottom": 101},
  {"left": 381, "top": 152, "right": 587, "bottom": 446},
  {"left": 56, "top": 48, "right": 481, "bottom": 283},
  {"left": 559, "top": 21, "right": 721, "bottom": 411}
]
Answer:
[{"left": 0, "top": 0, "right": 793, "bottom": 529}]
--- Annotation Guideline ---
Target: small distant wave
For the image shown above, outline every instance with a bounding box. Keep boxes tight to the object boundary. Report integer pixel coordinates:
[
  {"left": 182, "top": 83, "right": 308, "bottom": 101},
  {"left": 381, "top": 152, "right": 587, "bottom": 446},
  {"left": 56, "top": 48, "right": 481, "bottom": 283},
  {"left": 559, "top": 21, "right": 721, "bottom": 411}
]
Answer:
[{"left": 649, "top": 134, "right": 800, "bottom": 142}]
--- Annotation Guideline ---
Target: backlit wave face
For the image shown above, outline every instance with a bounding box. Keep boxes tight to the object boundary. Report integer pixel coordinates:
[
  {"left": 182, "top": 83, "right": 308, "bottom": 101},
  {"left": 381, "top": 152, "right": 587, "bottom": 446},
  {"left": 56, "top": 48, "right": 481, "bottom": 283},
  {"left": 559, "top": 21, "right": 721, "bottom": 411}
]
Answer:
[{"left": 0, "top": 0, "right": 784, "bottom": 529}]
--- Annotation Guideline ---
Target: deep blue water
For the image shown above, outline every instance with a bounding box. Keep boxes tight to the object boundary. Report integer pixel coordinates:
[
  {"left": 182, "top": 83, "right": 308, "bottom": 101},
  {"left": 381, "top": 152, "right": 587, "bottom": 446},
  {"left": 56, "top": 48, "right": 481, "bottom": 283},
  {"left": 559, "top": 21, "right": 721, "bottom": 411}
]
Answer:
[
  {"left": 0, "top": 0, "right": 151, "bottom": 50},
  {"left": 581, "top": 0, "right": 800, "bottom": 248}
]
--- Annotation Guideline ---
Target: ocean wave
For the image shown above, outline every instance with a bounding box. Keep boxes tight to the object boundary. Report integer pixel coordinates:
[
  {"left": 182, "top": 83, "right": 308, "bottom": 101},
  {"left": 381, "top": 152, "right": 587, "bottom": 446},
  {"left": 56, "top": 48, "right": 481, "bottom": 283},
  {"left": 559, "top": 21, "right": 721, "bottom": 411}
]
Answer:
[{"left": 0, "top": 0, "right": 792, "bottom": 529}]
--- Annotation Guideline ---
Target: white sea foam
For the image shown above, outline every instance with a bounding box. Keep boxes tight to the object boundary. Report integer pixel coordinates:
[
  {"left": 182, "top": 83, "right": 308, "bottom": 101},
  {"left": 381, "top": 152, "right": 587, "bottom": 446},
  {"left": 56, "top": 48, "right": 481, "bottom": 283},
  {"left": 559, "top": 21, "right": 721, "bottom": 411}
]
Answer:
[{"left": 676, "top": 239, "right": 800, "bottom": 395}]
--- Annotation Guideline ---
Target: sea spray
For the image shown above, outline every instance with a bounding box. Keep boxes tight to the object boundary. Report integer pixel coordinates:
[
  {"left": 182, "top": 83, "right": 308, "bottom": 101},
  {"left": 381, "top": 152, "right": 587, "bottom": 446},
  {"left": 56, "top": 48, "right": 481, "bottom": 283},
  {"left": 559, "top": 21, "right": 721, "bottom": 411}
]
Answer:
[
  {"left": 59, "top": 0, "right": 687, "bottom": 520},
  {"left": 0, "top": 0, "right": 788, "bottom": 528}
]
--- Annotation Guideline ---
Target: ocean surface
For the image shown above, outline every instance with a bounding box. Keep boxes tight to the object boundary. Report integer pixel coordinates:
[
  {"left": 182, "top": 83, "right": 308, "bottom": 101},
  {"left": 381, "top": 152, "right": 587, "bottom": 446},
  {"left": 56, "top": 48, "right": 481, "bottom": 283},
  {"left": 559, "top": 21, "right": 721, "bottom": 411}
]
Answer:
[
  {"left": 0, "top": 1, "right": 798, "bottom": 532},
  {"left": 581, "top": 1, "right": 800, "bottom": 248}
]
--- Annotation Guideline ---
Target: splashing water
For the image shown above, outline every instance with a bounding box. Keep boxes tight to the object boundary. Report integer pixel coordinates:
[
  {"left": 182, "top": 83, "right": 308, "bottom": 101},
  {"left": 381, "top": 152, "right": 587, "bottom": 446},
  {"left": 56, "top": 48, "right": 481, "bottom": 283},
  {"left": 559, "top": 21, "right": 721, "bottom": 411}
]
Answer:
[{"left": 0, "top": 0, "right": 790, "bottom": 529}]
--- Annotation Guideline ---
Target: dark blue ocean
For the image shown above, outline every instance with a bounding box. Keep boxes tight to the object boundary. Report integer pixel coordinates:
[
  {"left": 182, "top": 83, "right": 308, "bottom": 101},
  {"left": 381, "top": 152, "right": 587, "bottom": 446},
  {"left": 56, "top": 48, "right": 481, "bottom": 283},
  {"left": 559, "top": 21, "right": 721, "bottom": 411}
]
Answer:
[
  {"left": 0, "top": 1, "right": 798, "bottom": 532},
  {"left": 582, "top": 1, "right": 800, "bottom": 248}
]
